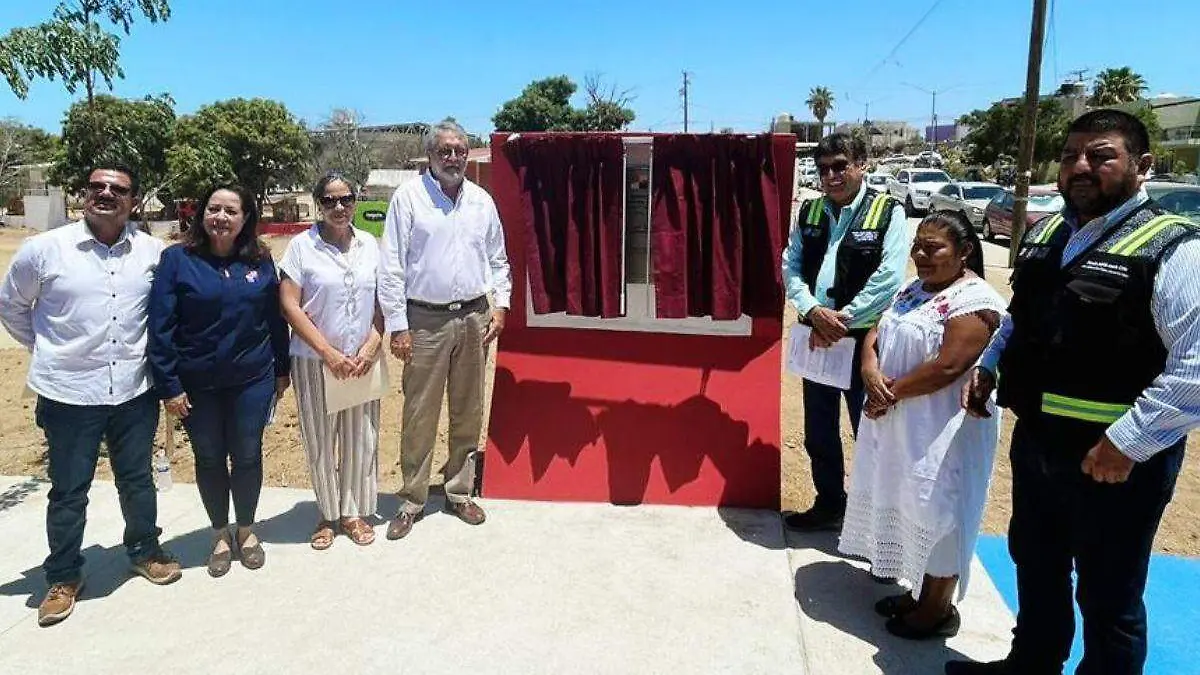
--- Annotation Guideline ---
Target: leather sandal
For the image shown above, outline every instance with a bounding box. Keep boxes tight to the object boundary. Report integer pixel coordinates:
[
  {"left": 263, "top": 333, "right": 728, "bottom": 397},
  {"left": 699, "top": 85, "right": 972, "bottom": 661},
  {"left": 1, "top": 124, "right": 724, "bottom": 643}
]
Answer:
[
  {"left": 236, "top": 530, "right": 266, "bottom": 570},
  {"left": 885, "top": 605, "right": 961, "bottom": 640},
  {"left": 340, "top": 518, "right": 376, "bottom": 546},
  {"left": 207, "top": 531, "right": 233, "bottom": 578},
  {"left": 874, "top": 593, "right": 918, "bottom": 618},
  {"left": 310, "top": 521, "right": 336, "bottom": 551}
]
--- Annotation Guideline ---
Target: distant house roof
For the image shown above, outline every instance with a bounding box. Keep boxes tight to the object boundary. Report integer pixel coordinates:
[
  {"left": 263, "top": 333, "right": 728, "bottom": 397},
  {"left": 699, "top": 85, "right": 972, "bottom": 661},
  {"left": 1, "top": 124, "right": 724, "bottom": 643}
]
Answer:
[{"left": 365, "top": 169, "right": 420, "bottom": 189}]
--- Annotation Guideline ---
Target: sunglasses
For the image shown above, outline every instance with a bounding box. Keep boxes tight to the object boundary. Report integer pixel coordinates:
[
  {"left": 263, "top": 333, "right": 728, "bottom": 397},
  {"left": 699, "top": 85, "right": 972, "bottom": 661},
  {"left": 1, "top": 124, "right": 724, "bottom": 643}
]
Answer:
[
  {"left": 87, "top": 181, "right": 133, "bottom": 197},
  {"left": 318, "top": 195, "right": 356, "bottom": 209},
  {"left": 435, "top": 146, "right": 469, "bottom": 160},
  {"left": 816, "top": 160, "right": 853, "bottom": 177}
]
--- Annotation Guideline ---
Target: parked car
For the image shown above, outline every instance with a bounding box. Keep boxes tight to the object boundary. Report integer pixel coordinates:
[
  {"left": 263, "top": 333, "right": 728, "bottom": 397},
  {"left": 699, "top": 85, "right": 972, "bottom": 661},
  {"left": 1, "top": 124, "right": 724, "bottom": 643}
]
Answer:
[
  {"left": 980, "top": 186, "right": 1065, "bottom": 241},
  {"left": 929, "top": 182, "right": 1005, "bottom": 230},
  {"left": 1146, "top": 180, "right": 1200, "bottom": 222},
  {"left": 914, "top": 150, "right": 944, "bottom": 168},
  {"left": 865, "top": 172, "right": 891, "bottom": 194},
  {"left": 797, "top": 164, "right": 818, "bottom": 189},
  {"left": 887, "top": 168, "right": 953, "bottom": 215}
]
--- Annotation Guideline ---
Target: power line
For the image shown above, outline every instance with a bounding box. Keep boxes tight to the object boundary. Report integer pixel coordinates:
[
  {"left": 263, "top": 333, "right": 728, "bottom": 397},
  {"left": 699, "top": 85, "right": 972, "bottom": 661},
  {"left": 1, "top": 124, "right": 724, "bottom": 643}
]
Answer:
[
  {"left": 1047, "top": 0, "right": 1059, "bottom": 84},
  {"left": 856, "top": 0, "right": 948, "bottom": 88}
]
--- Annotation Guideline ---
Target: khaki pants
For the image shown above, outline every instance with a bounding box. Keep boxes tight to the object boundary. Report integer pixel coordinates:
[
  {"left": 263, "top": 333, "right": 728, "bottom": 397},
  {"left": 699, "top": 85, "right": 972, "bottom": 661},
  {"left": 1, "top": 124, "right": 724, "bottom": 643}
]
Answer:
[{"left": 398, "top": 303, "right": 487, "bottom": 514}]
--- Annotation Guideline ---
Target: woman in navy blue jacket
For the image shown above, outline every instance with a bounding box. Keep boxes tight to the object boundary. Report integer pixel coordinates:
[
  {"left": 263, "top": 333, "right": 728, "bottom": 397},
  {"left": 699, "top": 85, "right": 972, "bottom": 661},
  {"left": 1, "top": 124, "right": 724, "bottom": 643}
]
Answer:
[{"left": 148, "top": 185, "right": 290, "bottom": 577}]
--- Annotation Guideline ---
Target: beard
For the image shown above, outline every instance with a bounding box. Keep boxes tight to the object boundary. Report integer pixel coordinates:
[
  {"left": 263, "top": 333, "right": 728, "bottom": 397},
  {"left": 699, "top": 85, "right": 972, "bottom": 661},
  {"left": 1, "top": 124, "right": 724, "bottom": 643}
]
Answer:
[
  {"left": 1061, "top": 167, "right": 1140, "bottom": 219},
  {"left": 431, "top": 163, "right": 465, "bottom": 187}
]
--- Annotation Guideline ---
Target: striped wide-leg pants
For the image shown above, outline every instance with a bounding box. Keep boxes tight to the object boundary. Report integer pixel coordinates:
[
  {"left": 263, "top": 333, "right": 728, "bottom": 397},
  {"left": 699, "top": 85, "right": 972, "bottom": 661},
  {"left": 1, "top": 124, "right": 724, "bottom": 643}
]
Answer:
[{"left": 292, "top": 357, "right": 380, "bottom": 521}]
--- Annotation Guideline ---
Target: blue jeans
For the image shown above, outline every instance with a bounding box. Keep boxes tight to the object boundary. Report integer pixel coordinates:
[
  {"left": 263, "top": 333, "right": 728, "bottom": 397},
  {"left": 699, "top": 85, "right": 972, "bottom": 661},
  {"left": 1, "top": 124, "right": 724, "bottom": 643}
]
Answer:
[
  {"left": 36, "top": 391, "right": 163, "bottom": 585},
  {"left": 182, "top": 374, "right": 275, "bottom": 529},
  {"left": 1007, "top": 417, "right": 1184, "bottom": 675},
  {"left": 800, "top": 333, "right": 865, "bottom": 511}
]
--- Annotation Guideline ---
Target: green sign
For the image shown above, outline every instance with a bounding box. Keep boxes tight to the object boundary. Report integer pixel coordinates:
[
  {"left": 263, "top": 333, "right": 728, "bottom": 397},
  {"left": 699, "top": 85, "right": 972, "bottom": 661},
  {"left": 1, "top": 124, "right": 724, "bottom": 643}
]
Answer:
[{"left": 353, "top": 200, "right": 389, "bottom": 237}]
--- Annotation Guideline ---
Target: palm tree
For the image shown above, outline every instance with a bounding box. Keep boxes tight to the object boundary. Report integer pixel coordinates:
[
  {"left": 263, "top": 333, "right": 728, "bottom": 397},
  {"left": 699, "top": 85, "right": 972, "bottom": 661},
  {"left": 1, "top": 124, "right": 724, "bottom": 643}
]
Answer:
[
  {"left": 806, "top": 87, "right": 836, "bottom": 130},
  {"left": 1091, "top": 67, "right": 1148, "bottom": 106}
]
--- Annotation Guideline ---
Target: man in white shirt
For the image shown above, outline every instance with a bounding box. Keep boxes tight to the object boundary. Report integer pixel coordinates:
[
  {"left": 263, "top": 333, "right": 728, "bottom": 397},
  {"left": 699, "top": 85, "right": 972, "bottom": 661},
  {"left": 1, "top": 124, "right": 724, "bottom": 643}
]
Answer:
[
  {"left": 378, "top": 120, "right": 512, "bottom": 539},
  {"left": 0, "top": 165, "right": 183, "bottom": 628}
]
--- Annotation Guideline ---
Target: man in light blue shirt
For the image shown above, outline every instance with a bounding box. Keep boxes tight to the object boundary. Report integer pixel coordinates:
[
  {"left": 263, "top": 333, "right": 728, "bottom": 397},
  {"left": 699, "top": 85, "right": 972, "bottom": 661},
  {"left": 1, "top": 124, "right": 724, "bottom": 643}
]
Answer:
[
  {"left": 951, "top": 110, "right": 1200, "bottom": 675},
  {"left": 781, "top": 134, "right": 911, "bottom": 531}
]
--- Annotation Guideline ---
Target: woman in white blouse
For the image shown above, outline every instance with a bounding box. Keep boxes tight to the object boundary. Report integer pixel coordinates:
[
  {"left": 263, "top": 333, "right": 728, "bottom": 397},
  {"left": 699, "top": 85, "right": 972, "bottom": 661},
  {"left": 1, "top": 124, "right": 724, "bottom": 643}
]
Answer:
[{"left": 279, "top": 172, "right": 384, "bottom": 549}]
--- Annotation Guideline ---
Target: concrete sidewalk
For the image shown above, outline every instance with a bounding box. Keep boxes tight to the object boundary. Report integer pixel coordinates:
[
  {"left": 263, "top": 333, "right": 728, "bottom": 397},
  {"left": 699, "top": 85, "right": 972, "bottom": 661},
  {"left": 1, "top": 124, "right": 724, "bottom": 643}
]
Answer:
[{"left": 0, "top": 476, "right": 1012, "bottom": 674}]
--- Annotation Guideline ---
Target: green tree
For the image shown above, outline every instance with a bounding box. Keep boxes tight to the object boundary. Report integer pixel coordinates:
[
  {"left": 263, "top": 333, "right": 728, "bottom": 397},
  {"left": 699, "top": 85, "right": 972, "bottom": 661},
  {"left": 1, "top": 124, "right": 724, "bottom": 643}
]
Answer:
[
  {"left": 167, "top": 98, "right": 312, "bottom": 208},
  {"left": 49, "top": 93, "right": 175, "bottom": 197},
  {"left": 959, "top": 99, "right": 1071, "bottom": 168},
  {"left": 492, "top": 75, "right": 635, "bottom": 132},
  {"left": 0, "top": 1, "right": 170, "bottom": 102},
  {"left": 1091, "top": 67, "right": 1147, "bottom": 107},
  {"left": 805, "top": 86, "right": 835, "bottom": 127}
]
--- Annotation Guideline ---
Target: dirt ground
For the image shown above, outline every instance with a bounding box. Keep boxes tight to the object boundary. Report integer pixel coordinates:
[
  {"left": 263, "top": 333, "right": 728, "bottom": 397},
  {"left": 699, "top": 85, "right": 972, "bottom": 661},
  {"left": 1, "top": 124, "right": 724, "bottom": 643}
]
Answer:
[{"left": 0, "top": 227, "right": 1196, "bottom": 555}]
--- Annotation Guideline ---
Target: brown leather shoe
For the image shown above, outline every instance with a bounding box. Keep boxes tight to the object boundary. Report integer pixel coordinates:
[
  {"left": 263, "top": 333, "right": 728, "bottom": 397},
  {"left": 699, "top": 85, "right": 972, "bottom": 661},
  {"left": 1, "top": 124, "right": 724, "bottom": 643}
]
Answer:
[
  {"left": 130, "top": 551, "right": 182, "bottom": 585},
  {"left": 38, "top": 579, "right": 84, "bottom": 627},
  {"left": 446, "top": 500, "right": 486, "bottom": 525},
  {"left": 386, "top": 511, "right": 422, "bottom": 540}
]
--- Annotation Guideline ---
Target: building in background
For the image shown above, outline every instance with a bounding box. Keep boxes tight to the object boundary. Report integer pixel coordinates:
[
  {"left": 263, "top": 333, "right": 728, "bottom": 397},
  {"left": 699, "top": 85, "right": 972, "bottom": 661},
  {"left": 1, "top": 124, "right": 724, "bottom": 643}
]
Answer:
[
  {"left": 0, "top": 163, "right": 67, "bottom": 231},
  {"left": 1115, "top": 96, "right": 1200, "bottom": 173}
]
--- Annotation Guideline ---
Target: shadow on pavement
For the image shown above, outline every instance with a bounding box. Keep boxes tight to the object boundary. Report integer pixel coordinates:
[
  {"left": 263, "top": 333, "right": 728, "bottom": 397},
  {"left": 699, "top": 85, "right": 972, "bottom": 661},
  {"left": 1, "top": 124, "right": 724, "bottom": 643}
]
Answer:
[
  {"left": 718, "top": 507, "right": 787, "bottom": 550},
  {"left": 791, "top": 530, "right": 977, "bottom": 674},
  {"left": 0, "top": 478, "right": 46, "bottom": 513},
  {"left": 0, "top": 543, "right": 136, "bottom": 609}
]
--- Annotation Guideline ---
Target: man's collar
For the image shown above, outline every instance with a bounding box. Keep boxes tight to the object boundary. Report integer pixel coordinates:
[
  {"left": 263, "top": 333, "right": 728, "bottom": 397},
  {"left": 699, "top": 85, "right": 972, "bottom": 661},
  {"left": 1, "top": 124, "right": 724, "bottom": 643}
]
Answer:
[
  {"left": 422, "top": 169, "right": 467, "bottom": 203},
  {"left": 74, "top": 219, "right": 134, "bottom": 247}
]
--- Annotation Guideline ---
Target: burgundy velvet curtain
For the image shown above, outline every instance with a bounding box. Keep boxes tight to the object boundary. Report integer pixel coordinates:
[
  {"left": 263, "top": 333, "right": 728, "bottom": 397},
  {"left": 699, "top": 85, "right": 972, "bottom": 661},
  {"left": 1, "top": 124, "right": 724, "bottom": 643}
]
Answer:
[
  {"left": 650, "top": 135, "right": 783, "bottom": 320},
  {"left": 509, "top": 135, "right": 625, "bottom": 318}
]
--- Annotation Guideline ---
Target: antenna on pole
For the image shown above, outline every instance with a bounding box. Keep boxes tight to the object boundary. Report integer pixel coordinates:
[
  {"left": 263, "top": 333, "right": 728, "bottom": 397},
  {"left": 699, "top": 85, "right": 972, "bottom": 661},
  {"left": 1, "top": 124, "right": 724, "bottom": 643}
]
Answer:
[
  {"left": 680, "top": 71, "right": 692, "bottom": 132},
  {"left": 1066, "top": 67, "right": 1089, "bottom": 84}
]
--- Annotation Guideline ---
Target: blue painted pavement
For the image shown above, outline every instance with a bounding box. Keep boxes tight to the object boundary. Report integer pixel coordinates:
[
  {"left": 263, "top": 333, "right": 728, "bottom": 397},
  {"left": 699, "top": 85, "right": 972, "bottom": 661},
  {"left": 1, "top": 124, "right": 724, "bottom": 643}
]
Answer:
[{"left": 976, "top": 535, "right": 1200, "bottom": 675}]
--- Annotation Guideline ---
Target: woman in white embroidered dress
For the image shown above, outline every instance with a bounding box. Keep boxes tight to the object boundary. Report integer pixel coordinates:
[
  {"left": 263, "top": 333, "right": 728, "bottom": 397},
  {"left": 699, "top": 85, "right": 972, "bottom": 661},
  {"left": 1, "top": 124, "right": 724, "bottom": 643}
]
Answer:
[{"left": 838, "top": 211, "right": 1007, "bottom": 640}]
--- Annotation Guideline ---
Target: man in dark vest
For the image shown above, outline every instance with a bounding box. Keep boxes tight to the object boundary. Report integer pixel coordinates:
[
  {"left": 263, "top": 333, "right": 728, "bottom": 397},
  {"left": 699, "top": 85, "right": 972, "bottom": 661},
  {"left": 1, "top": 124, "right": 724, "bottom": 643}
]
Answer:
[
  {"left": 782, "top": 133, "right": 910, "bottom": 531},
  {"left": 951, "top": 110, "right": 1200, "bottom": 674}
]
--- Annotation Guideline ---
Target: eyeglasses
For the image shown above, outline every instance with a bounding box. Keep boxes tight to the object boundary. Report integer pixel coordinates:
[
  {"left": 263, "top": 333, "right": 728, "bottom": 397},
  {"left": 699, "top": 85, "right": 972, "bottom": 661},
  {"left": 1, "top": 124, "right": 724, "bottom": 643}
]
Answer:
[
  {"left": 86, "top": 181, "right": 133, "bottom": 197},
  {"left": 318, "top": 195, "right": 356, "bottom": 209},
  {"left": 435, "top": 146, "right": 469, "bottom": 160},
  {"left": 816, "top": 160, "right": 852, "bottom": 177}
]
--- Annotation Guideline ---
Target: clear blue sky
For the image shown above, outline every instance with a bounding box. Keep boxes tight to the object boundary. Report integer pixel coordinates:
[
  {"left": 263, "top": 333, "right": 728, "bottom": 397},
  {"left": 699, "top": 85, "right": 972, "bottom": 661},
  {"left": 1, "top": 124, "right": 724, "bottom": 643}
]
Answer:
[{"left": 1, "top": 0, "right": 1196, "bottom": 136}]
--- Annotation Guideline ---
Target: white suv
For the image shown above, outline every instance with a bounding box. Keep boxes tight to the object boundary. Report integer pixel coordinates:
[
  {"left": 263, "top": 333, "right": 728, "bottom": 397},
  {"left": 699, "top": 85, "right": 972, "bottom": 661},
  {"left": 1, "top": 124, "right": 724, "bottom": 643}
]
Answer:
[{"left": 888, "top": 168, "right": 953, "bottom": 216}]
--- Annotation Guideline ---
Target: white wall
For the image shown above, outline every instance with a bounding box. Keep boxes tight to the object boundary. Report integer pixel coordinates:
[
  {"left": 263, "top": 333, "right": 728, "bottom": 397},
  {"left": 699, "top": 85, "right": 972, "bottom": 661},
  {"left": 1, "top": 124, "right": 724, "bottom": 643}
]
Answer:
[{"left": 22, "top": 189, "right": 69, "bottom": 231}]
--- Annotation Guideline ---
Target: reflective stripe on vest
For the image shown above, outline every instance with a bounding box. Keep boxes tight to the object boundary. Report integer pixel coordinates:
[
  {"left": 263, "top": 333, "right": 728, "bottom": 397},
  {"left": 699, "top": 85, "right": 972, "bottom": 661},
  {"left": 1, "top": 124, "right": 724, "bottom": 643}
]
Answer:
[
  {"left": 1041, "top": 393, "right": 1132, "bottom": 424},
  {"left": 862, "top": 195, "right": 892, "bottom": 231},
  {"left": 806, "top": 198, "right": 824, "bottom": 226},
  {"left": 1107, "top": 215, "right": 1193, "bottom": 256},
  {"left": 1033, "top": 214, "right": 1065, "bottom": 244}
]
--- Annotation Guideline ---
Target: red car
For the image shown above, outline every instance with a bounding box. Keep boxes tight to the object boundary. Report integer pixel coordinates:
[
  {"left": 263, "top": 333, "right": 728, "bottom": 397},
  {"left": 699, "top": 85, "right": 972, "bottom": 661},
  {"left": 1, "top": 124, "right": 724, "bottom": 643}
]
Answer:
[{"left": 980, "top": 186, "right": 1065, "bottom": 241}]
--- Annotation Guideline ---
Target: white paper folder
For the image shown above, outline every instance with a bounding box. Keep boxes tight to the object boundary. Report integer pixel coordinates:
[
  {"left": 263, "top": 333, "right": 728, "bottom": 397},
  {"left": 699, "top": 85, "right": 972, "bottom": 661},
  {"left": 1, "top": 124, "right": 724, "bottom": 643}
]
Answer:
[{"left": 323, "top": 357, "right": 390, "bottom": 414}]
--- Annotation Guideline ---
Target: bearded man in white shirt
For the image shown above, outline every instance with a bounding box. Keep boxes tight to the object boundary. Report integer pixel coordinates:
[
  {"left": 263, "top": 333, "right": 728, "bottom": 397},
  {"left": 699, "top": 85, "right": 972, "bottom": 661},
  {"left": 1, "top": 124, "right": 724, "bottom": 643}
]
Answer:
[
  {"left": 378, "top": 120, "right": 512, "bottom": 539},
  {"left": 0, "top": 165, "right": 183, "bottom": 628}
]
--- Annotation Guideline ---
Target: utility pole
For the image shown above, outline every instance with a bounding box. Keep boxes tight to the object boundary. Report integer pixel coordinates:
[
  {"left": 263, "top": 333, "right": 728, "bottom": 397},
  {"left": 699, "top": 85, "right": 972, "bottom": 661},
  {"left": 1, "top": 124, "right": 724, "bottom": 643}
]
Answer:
[
  {"left": 680, "top": 71, "right": 692, "bottom": 133},
  {"left": 864, "top": 102, "right": 872, "bottom": 162},
  {"left": 903, "top": 82, "right": 959, "bottom": 151},
  {"left": 1009, "top": 0, "right": 1049, "bottom": 267}
]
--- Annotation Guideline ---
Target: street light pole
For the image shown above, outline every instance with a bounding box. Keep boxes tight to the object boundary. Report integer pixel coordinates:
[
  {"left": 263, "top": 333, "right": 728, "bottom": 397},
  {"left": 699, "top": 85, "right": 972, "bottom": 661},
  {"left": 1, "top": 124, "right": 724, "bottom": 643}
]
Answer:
[{"left": 1008, "top": 0, "right": 1049, "bottom": 267}]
